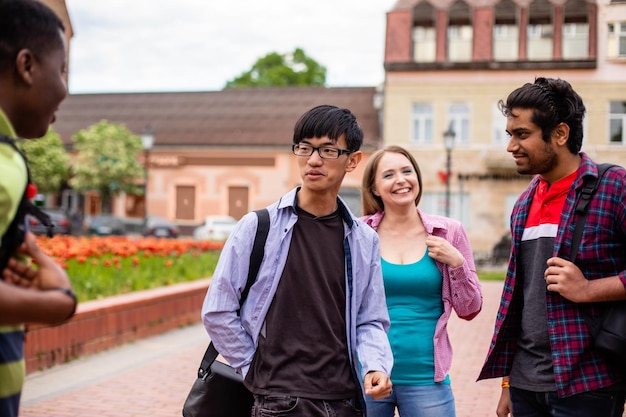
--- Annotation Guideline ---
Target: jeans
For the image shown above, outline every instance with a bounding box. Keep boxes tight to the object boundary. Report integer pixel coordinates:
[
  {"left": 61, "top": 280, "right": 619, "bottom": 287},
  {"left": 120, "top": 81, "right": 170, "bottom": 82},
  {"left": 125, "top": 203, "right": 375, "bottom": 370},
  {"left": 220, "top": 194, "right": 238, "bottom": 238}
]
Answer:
[
  {"left": 365, "top": 384, "right": 456, "bottom": 417},
  {"left": 252, "top": 395, "right": 363, "bottom": 417},
  {"left": 510, "top": 387, "right": 626, "bottom": 417}
]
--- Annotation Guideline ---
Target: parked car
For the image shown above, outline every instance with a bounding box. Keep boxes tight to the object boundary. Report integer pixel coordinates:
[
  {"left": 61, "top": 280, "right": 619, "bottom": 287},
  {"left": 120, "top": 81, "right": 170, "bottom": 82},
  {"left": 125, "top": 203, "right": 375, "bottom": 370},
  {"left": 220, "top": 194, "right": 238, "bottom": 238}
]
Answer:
[
  {"left": 28, "top": 208, "right": 72, "bottom": 236},
  {"left": 85, "top": 215, "right": 126, "bottom": 236},
  {"left": 193, "top": 215, "right": 238, "bottom": 241},
  {"left": 144, "top": 216, "right": 179, "bottom": 238}
]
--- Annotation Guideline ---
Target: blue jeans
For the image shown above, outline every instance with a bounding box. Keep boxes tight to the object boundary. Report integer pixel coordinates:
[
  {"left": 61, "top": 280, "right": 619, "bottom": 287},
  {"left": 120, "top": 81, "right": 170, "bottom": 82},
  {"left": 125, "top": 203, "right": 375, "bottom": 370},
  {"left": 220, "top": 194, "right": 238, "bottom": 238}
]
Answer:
[
  {"left": 510, "top": 387, "right": 626, "bottom": 417},
  {"left": 365, "top": 384, "right": 456, "bottom": 417},
  {"left": 252, "top": 395, "right": 363, "bottom": 417}
]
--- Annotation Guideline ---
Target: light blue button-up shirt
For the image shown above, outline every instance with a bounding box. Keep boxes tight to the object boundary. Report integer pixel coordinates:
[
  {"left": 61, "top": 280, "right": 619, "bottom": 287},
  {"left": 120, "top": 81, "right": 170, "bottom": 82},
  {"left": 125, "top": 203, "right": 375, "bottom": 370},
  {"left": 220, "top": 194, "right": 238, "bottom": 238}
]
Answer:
[{"left": 202, "top": 187, "right": 392, "bottom": 397}]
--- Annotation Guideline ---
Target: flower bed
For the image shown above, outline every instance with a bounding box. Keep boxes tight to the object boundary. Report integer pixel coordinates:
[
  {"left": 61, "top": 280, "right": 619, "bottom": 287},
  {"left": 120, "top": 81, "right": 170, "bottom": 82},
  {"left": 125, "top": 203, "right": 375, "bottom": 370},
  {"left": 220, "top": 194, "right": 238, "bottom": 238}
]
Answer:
[
  {"left": 24, "top": 235, "right": 224, "bottom": 373},
  {"left": 35, "top": 235, "right": 223, "bottom": 301}
]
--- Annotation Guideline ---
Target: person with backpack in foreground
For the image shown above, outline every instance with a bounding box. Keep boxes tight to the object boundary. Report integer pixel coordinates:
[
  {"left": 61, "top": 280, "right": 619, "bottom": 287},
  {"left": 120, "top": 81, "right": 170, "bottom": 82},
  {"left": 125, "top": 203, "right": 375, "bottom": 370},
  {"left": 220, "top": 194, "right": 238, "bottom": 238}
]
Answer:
[
  {"left": 0, "top": 1, "right": 77, "bottom": 415},
  {"left": 479, "top": 77, "right": 626, "bottom": 417},
  {"left": 202, "top": 104, "right": 393, "bottom": 416}
]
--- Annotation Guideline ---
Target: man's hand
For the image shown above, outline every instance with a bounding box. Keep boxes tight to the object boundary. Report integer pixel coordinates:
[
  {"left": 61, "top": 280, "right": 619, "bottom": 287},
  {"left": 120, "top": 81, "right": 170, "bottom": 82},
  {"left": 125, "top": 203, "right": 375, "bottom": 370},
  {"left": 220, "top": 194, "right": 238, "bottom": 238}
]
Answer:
[
  {"left": 3, "top": 232, "right": 71, "bottom": 291},
  {"left": 544, "top": 257, "right": 626, "bottom": 303},
  {"left": 496, "top": 387, "right": 511, "bottom": 417},
  {"left": 364, "top": 371, "right": 392, "bottom": 400}
]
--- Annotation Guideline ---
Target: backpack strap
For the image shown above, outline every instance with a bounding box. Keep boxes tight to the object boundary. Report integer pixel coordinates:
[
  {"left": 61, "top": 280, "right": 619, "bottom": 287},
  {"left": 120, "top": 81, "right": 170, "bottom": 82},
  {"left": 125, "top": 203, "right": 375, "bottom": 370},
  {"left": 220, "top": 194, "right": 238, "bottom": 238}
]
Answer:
[
  {"left": 570, "top": 163, "right": 615, "bottom": 262},
  {"left": 0, "top": 135, "right": 54, "bottom": 270},
  {"left": 201, "top": 208, "right": 270, "bottom": 376}
]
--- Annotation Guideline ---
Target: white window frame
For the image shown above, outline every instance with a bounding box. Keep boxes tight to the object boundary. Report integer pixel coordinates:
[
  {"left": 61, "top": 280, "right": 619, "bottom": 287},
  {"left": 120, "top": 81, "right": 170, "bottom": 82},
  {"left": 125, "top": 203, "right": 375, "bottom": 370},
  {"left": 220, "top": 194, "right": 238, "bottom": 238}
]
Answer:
[
  {"left": 609, "top": 101, "right": 626, "bottom": 144},
  {"left": 492, "top": 102, "right": 508, "bottom": 144},
  {"left": 607, "top": 22, "right": 626, "bottom": 58},
  {"left": 447, "top": 102, "right": 471, "bottom": 145},
  {"left": 421, "top": 191, "right": 470, "bottom": 225},
  {"left": 410, "top": 102, "right": 434, "bottom": 144}
]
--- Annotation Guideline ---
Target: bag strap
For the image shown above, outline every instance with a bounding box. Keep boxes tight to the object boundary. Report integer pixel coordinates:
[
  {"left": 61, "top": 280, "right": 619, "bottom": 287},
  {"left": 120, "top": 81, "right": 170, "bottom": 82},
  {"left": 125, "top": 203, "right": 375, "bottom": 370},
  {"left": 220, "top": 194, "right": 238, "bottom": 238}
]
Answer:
[
  {"left": 570, "top": 164, "right": 615, "bottom": 336},
  {"left": 570, "top": 163, "right": 614, "bottom": 262},
  {"left": 199, "top": 208, "right": 270, "bottom": 377}
]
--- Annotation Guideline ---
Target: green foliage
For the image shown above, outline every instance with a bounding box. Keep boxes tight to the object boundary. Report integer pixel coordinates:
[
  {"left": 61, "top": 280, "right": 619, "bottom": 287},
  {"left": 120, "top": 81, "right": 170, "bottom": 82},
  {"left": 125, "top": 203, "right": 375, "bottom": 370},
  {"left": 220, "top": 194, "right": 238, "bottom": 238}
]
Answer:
[
  {"left": 69, "top": 250, "right": 220, "bottom": 301},
  {"left": 19, "top": 128, "right": 70, "bottom": 194},
  {"left": 225, "top": 47, "right": 326, "bottom": 88},
  {"left": 69, "top": 120, "right": 145, "bottom": 209}
]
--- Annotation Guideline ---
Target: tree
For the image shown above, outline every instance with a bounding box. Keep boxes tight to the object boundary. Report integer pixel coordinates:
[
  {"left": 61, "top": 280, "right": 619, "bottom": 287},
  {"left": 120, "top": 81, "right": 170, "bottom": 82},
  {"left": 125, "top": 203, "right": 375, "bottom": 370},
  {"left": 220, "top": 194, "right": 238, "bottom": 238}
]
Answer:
[
  {"left": 69, "top": 120, "right": 144, "bottom": 213},
  {"left": 19, "top": 128, "right": 70, "bottom": 195},
  {"left": 225, "top": 47, "right": 326, "bottom": 88}
]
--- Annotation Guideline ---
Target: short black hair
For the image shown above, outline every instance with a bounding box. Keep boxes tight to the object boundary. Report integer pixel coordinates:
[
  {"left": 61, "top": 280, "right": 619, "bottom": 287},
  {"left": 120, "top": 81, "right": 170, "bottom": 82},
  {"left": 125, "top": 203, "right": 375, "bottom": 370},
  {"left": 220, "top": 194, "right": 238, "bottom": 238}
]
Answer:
[
  {"left": 0, "top": 0, "right": 65, "bottom": 73},
  {"left": 292, "top": 105, "right": 364, "bottom": 152},
  {"left": 499, "top": 77, "right": 585, "bottom": 154}
]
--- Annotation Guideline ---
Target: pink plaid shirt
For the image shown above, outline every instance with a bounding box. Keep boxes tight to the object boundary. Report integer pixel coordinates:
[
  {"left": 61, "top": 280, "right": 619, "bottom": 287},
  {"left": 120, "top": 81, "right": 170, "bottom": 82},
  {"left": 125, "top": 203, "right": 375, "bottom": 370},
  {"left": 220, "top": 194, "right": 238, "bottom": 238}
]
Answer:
[{"left": 361, "top": 208, "right": 483, "bottom": 382}]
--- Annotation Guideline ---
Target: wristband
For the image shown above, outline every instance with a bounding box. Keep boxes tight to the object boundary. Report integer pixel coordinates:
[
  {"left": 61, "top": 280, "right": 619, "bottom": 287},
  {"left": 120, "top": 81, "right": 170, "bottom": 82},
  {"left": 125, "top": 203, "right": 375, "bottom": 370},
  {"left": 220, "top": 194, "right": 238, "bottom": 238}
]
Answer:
[
  {"left": 501, "top": 380, "right": 510, "bottom": 389},
  {"left": 51, "top": 287, "right": 78, "bottom": 319}
]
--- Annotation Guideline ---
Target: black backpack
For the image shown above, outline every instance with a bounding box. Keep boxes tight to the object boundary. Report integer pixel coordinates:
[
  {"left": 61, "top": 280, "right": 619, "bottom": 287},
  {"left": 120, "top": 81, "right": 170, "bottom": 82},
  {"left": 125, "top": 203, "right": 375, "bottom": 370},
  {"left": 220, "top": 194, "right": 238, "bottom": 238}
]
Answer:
[{"left": 0, "top": 135, "right": 54, "bottom": 270}]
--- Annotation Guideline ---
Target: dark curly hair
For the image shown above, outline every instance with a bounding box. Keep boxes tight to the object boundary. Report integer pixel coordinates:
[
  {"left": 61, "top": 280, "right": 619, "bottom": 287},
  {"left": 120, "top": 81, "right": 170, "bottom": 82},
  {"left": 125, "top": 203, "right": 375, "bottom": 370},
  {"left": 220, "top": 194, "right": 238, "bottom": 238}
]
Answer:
[{"left": 498, "top": 77, "right": 585, "bottom": 154}]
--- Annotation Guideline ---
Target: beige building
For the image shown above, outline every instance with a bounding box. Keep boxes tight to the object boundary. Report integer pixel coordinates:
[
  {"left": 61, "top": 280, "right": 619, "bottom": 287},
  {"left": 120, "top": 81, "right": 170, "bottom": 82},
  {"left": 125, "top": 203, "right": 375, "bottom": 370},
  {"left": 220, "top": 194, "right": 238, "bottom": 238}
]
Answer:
[{"left": 383, "top": 0, "right": 626, "bottom": 256}]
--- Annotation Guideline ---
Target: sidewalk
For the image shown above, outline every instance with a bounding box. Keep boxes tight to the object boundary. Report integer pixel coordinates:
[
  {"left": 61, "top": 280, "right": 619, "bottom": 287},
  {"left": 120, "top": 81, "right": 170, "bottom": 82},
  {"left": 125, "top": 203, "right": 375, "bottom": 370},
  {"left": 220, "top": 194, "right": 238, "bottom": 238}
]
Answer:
[{"left": 20, "top": 281, "right": 505, "bottom": 417}]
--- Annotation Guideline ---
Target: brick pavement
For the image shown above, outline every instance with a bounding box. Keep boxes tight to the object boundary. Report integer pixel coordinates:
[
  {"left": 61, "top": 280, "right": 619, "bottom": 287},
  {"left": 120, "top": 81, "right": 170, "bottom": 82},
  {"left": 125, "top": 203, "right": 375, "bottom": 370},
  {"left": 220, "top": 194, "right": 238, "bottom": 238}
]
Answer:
[{"left": 18, "top": 280, "right": 619, "bottom": 417}]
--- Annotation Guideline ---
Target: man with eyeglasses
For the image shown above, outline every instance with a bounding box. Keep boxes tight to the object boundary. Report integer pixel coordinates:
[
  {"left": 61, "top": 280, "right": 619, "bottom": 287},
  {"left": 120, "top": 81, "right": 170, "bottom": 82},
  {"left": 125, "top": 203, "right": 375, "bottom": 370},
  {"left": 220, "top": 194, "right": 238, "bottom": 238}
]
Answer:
[{"left": 203, "top": 104, "right": 393, "bottom": 416}]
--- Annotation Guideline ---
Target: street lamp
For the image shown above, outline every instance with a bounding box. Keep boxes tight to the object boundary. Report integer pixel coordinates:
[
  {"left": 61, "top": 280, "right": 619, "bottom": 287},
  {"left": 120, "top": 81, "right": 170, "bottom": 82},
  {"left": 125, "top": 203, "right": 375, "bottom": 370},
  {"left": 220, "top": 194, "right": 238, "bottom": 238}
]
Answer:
[
  {"left": 443, "top": 122, "right": 456, "bottom": 218},
  {"left": 141, "top": 124, "right": 154, "bottom": 231}
]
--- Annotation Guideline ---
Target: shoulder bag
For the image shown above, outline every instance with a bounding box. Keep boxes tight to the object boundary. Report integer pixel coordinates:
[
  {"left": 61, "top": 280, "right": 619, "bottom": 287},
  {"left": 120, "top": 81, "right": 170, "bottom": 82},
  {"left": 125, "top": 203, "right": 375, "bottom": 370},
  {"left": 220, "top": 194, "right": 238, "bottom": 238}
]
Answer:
[
  {"left": 182, "top": 208, "right": 270, "bottom": 417},
  {"left": 570, "top": 163, "right": 626, "bottom": 377}
]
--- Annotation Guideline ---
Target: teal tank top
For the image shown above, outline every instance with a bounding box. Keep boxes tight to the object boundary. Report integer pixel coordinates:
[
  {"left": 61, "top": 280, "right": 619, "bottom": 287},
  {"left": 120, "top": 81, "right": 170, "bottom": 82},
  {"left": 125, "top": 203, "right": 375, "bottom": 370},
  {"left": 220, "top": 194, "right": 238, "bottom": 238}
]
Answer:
[{"left": 382, "top": 250, "right": 449, "bottom": 385}]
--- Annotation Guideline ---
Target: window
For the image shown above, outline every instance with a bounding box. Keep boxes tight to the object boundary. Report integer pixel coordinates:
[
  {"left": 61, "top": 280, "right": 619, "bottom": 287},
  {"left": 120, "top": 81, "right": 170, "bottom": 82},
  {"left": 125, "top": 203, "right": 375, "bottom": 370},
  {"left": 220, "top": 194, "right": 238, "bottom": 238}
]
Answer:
[
  {"left": 492, "top": 102, "right": 508, "bottom": 144},
  {"left": 609, "top": 101, "right": 626, "bottom": 144},
  {"left": 411, "top": 103, "right": 434, "bottom": 144},
  {"left": 448, "top": 25, "right": 473, "bottom": 62},
  {"left": 607, "top": 22, "right": 626, "bottom": 58},
  {"left": 447, "top": 103, "right": 471, "bottom": 145},
  {"left": 421, "top": 191, "right": 470, "bottom": 224},
  {"left": 494, "top": 25, "right": 519, "bottom": 61},
  {"left": 413, "top": 26, "right": 436, "bottom": 63},
  {"left": 527, "top": 24, "right": 553, "bottom": 60},
  {"left": 562, "top": 23, "right": 589, "bottom": 59}
]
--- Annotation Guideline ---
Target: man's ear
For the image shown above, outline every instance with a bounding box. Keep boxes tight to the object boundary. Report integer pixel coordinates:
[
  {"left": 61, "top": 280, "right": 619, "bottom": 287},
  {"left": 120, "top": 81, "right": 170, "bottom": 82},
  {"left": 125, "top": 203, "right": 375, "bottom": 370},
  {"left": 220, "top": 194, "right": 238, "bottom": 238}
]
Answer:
[
  {"left": 553, "top": 122, "right": 570, "bottom": 147},
  {"left": 14, "top": 49, "right": 35, "bottom": 86},
  {"left": 345, "top": 151, "right": 362, "bottom": 173}
]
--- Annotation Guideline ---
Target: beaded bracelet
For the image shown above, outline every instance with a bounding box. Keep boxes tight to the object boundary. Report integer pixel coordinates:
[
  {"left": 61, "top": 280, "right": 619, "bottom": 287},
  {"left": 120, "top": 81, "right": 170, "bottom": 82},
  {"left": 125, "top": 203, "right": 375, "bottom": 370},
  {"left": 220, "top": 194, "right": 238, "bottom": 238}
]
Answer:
[{"left": 501, "top": 380, "right": 510, "bottom": 389}]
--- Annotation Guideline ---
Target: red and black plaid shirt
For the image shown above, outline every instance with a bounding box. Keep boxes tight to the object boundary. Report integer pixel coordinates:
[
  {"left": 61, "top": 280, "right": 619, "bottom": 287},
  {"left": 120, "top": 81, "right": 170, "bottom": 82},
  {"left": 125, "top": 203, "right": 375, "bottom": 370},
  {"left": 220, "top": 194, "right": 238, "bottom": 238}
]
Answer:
[{"left": 479, "top": 153, "right": 626, "bottom": 397}]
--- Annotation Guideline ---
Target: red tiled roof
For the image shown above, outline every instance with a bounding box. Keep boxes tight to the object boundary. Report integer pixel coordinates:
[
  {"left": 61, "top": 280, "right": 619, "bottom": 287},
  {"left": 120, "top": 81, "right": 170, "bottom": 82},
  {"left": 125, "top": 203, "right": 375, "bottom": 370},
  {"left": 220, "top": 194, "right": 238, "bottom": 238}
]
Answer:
[{"left": 53, "top": 87, "right": 382, "bottom": 150}]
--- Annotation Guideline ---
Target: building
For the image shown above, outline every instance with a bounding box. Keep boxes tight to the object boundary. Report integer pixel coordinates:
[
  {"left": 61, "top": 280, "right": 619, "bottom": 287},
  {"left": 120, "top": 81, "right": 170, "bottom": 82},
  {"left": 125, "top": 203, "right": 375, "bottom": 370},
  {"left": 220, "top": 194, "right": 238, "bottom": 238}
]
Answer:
[
  {"left": 52, "top": 87, "right": 383, "bottom": 232},
  {"left": 383, "top": 0, "right": 626, "bottom": 255}
]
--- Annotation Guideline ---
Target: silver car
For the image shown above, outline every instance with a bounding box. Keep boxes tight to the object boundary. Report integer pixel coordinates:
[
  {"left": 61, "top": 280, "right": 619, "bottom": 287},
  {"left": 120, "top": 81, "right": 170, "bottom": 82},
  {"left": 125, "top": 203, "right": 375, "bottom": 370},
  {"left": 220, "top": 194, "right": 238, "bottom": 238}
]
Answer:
[{"left": 193, "top": 216, "right": 238, "bottom": 241}]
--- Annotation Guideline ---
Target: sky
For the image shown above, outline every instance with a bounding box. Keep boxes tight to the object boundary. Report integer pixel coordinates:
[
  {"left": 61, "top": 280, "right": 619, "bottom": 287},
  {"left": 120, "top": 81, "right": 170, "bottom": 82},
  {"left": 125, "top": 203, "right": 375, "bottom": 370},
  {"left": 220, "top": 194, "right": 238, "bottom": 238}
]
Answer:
[{"left": 64, "top": 1, "right": 397, "bottom": 94}]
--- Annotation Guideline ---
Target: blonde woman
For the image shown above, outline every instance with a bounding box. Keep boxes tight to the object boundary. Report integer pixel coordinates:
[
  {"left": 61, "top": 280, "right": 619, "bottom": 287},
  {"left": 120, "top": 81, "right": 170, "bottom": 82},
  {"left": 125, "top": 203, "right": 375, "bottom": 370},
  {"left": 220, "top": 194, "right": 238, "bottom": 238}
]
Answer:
[{"left": 360, "top": 145, "right": 482, "bottom": 417}]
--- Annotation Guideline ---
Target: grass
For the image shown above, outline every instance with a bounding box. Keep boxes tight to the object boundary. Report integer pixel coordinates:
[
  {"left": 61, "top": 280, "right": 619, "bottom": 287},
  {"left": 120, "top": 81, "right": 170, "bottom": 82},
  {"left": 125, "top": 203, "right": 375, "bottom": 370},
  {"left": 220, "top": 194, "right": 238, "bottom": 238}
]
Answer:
[{"left": 477, "top": 270, "right": 506, "bottom": 281}]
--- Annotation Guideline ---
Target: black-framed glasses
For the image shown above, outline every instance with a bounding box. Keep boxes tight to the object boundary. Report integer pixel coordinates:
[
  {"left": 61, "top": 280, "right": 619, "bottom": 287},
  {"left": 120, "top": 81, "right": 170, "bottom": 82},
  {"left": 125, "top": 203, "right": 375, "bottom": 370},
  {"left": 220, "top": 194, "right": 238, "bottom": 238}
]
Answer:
[{"left": 292, "top": 144, "right": 352, "bottom": 160}]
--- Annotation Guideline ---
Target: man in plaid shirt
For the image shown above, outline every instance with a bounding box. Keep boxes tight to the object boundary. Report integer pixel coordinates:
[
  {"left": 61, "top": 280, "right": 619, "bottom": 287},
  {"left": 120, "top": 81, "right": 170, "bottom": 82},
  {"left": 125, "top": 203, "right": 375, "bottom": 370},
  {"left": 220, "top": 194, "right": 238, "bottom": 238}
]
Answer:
[{"left": 479, "top": 77, "right": 626, "bottom": 417}]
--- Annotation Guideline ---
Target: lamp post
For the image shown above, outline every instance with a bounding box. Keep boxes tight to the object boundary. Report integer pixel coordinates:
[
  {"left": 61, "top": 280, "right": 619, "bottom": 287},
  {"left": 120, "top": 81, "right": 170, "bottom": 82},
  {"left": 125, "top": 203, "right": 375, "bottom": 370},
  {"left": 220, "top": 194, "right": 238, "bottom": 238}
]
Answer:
[
  {"left": 141, "top": 125, "right": 154, "bottom": 231},
  {"left": 443, "top": 122, "right": 456, "bottom": 218}
]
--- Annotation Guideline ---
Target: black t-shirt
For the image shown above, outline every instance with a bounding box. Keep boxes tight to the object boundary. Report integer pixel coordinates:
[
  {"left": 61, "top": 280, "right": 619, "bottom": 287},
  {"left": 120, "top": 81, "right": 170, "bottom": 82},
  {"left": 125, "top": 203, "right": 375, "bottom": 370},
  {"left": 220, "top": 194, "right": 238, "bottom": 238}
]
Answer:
[{"left": 245, "top": 206, "right": 357, "bottom": 399}]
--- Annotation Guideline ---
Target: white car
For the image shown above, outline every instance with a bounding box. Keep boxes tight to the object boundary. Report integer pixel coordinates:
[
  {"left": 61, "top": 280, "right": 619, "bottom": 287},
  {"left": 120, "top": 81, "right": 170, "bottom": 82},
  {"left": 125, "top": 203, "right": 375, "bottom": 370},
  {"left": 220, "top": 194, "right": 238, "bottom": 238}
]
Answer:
[{"left": 193, "top": 216, "right": 238, "bottom": 241}]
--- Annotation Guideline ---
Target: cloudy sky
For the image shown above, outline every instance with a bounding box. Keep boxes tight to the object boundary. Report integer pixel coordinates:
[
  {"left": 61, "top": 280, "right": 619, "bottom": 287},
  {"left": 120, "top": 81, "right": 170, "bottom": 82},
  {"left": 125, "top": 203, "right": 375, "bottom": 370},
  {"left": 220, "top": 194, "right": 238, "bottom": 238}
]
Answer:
[{"left": 64, "top": 1, "right": 397, "bottom": 94}]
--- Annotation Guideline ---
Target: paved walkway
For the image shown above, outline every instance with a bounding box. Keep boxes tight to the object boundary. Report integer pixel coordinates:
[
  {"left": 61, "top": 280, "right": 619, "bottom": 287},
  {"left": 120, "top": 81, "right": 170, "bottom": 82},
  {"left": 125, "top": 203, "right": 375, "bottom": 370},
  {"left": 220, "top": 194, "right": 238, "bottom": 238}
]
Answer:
[{"left": 20, "top": 282, "right": 506, "bottom": 417}]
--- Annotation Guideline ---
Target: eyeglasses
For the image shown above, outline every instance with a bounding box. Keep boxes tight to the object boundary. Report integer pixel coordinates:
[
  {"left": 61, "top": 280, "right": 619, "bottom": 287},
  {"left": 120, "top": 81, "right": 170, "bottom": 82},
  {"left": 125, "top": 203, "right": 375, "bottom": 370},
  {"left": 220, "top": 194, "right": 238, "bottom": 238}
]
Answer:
[{"left": 292, "top": 144, "right": 352, "bottom": 160}]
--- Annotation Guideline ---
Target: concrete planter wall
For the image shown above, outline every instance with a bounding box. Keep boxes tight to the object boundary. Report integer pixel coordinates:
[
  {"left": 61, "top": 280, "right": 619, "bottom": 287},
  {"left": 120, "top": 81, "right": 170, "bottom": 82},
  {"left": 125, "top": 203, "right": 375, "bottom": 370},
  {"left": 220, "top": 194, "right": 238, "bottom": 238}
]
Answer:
[{"left": 24, "top": 279, "right": 210, "bottom": 374}]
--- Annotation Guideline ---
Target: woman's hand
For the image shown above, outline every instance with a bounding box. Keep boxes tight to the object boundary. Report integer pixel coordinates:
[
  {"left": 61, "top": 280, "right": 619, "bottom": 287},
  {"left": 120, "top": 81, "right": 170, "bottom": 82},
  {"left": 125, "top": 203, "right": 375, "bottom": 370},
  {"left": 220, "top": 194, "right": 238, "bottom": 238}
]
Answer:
[{"left": 425, "top": 235, "right": 464, "bottom": 268}]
